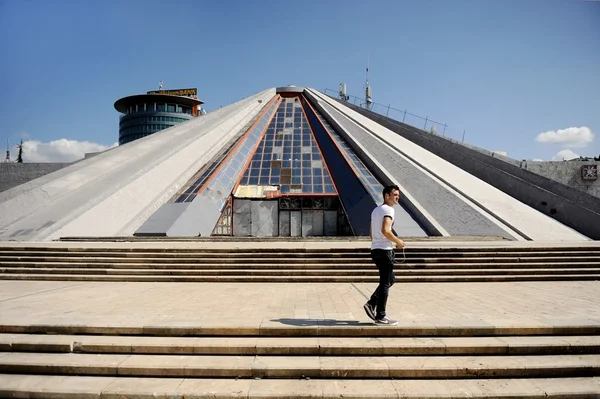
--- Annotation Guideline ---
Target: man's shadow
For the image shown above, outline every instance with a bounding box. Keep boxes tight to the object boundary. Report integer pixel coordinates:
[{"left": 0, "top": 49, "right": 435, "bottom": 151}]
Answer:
[{"left": 271, "top": 318, "right": 375, "bottom": 327}]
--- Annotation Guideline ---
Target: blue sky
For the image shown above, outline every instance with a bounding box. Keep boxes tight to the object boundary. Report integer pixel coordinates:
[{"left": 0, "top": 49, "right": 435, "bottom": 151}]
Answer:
[{"left": 1, "top": 0, "right": 598, "bottom": 162}]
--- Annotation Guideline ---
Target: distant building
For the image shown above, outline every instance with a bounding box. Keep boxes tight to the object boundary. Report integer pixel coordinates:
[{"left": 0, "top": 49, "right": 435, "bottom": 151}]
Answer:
[{"left": 114, "top": 88, "right": 204, "bottom": 145}]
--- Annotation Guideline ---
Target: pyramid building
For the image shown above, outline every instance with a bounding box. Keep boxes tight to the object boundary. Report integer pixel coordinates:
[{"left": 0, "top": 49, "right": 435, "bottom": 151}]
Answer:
[{"left": 0, "top": 86, "right": 596, "bottom": 241}]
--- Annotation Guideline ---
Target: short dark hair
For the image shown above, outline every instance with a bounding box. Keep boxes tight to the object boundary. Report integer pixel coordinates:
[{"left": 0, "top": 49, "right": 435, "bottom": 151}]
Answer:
[{"left": 382, "top": 184, "right": 400, "bottom": 199}]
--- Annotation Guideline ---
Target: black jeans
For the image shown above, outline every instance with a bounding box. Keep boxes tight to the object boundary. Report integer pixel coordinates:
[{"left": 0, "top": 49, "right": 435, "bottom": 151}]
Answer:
[{"left": 368, "top": 249, "right": 396, "bottom": 318}]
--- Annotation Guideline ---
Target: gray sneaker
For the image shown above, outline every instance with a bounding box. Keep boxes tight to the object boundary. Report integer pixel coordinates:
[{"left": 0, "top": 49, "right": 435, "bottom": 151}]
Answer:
[
  {"left": 363, "top": 302, "right": 376, "bottom": 321},
  {"left": 375, "top": 316, "right": 398, "bottom": 326}
]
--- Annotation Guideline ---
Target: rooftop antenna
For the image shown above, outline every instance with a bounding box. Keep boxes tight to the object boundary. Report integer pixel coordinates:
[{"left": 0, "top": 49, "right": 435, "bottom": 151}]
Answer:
[
  {"left": 159, "top": 80, "right": 163, "bottom": 90},
  {"left": 5, "top": 138, "right": 10, "bottom": 163},
  {"left": 338, "top": 83, "right": 349, "bottom": 101},
  {"left": 364, "top": 55, "right": 373, "bottom": 110}
]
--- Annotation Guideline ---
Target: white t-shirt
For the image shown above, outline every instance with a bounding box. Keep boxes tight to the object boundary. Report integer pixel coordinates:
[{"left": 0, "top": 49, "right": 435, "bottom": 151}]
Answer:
[{"left": 371, "top": 204, "right": 395, "bottom": 250}]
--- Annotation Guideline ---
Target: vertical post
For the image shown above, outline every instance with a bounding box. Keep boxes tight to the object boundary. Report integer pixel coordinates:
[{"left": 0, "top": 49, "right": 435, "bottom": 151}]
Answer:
[
  {"left": 462, "top": 130, "right": 466, "bottom": 143},
  {"left": 442, "top": 124, "right": 447, "bottom": 136},
  {"left": 403, "top": 110, "right": 407, "bottom": 122},
  {"left": 424, "top": 117, "right": 428, "bottom": 129},
  {"left": 386, "top": 104, "right": 390, "bottom": 117}
]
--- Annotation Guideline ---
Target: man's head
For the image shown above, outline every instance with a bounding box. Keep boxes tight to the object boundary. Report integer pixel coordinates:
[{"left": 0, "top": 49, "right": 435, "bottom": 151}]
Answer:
[{"left": 382, "top": 184, "right": 401, "bottom": 206}]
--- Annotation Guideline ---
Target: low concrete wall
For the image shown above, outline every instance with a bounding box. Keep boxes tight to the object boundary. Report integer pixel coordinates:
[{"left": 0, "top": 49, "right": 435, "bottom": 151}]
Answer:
[
  {"left": 342, "top": 101, "right": 600, "bottom": 240},
  {"left": 0, "top": 163, "right": 70, "bottom": 193},
  {"left": 522, "top": 160, "right": 600, "bottom": 198}
]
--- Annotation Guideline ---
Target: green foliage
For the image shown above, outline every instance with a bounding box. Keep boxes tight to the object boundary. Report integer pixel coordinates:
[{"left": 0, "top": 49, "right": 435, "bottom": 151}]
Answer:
[{"left": 16, "top": 139, "right": 23, "bottom": 163}]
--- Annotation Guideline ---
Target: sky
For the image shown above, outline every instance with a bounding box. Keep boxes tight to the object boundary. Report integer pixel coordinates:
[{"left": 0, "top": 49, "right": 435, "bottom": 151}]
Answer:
[{"left": 0, "top": 0, "right": 598, "bottom": 163}]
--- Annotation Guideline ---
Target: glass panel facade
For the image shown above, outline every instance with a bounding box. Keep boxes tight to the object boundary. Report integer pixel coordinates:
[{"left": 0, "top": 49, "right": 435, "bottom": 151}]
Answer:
[
  {"left": 238, "top": 97, "right": 336, "bottom": 195},
  {"left": 301, "top": 97, "right": 379, "bottom": 235},
  {"left": 173, "top": 97, "right": 280, "bottom": 207}
]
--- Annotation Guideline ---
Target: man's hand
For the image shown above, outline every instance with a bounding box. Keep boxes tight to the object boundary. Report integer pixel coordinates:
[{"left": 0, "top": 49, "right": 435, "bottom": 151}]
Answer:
[{"left": 395, "top": 239, "right": 405, "bottom": 249}]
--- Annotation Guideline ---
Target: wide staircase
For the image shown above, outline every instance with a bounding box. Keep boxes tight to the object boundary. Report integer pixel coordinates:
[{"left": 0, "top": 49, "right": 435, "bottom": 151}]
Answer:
[
  {"left": 0, "top": 242, "right": 599, "bottom": 397},
  {"left": 1, "top": 245, "right": 600, "bottom": 282}
]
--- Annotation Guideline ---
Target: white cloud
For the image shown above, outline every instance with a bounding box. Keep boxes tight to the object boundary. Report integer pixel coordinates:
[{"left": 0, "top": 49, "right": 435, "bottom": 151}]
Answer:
[
  {"left": 20, "top": 139, "right": 117, "bottom": 163},
  {"left": 552, "top": 149, "right": 580, "bottom": 161},
  {"left": 535, "top": 126, "right": 594, "bottom": 148}
]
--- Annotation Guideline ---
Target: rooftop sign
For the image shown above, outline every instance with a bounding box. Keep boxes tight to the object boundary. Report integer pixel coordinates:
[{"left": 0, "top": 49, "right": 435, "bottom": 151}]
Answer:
[{"left": 146, "top": 88, "right": 197, "bottom": 96}]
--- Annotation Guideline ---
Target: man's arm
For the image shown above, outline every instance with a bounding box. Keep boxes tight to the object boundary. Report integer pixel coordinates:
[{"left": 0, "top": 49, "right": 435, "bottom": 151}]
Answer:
[{"left": 381, "top": 216, "right": 405, "bottom": 248}]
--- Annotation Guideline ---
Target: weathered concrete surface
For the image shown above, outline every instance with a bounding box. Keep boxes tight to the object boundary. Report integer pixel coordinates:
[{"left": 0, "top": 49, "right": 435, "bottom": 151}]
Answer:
[{"left": 0, "top": 89, "right": 276, "bottom": 241}]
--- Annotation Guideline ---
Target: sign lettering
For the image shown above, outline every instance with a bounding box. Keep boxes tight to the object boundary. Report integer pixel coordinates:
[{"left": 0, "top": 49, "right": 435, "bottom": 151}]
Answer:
[{"left": 147, "top": 88, "right": 197, "bottom": 96}]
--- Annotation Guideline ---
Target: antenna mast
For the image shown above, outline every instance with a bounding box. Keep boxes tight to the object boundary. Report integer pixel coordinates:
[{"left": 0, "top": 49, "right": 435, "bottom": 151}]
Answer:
[{"left": 364, "top": 55, "right": 372, "bottom": 110}]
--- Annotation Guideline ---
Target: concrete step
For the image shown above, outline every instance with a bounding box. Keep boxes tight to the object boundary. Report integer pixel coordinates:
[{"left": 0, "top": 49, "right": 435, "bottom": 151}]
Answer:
[
  {"left": 2, "top": 267, "right": 600, "bottom": 276},
  {"left": 1, "top": 246, "right": 599, "bottom": 255},
  {"left": 2, "top": 255, "right": 600, "bottom": 263},
  {"left": 3, "top": 261, "right": 600, "bottom": 269},
  {"left": 1, "top": 352, "right": 599, "bottom": 379},
  {"left": 3, "top": 323, "right": 599, "bottom": 337},
  {"left": 2, "top": 273, "right": 600, "bottom": 282},
  {"left": 2, "top": 374, "right": 599, "bottom": 398},
  {"left": 2, "top": 334, "right": 599, "bottom": 356}
]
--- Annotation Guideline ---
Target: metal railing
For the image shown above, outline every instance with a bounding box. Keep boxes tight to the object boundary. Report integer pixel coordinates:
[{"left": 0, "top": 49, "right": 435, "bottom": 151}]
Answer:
[{"left": 323, "top": 89, "right": 467, "bottom": 142}]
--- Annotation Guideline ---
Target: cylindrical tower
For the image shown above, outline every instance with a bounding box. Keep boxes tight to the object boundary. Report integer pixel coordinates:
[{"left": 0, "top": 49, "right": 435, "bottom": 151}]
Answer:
[{"left": 114, "top": 88, "right": 204, "bottom": 145}]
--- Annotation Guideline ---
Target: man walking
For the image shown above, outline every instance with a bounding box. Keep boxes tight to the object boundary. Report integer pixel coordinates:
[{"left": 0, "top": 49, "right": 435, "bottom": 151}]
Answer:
[{"left": 363, "top": 184, "right": 405, "bottom": 325}]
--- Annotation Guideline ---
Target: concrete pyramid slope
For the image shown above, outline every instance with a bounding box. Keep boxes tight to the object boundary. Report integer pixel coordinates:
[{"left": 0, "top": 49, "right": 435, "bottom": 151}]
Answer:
[
  {"left": 307, "top": 89, "right": 589, "bottom": 242},
  {"left": 0, "top": 89, "right": 275, "bottom": 241},
  {"left": 0, "top": 86, "right": 591, "bottom": 241}
]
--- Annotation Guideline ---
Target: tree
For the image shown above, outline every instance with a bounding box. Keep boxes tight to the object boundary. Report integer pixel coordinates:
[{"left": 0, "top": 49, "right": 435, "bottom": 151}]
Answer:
[{"left": 16, "top": 139, "right": 23, "bottom": 163}]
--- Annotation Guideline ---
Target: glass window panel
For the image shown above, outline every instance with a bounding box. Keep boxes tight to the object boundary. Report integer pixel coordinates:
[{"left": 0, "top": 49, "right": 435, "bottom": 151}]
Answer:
[
  {"left": 292, "top": 176, "right": 301, "bottom": 184},
  {"left": 271, "top": 168, "right": 280, "bottom": 176},
  {"left": 282, "top": 160, "right": 291, "bottom": 168},
  {"left": 271, "top": 176, "right": 280, "bottom": 184},
  {"left": 313, "top": 168, "right": 323, "bottom": 176},
  {"left": 325, "top": 184, "right": 335, "bottom": 193},
  {"left": 313, "top": 184, "right": 323, "bottom": 193},
  {"left": 292, "top": 168, "right": 301, "bottom": 177},
  {"left": 250, "top": 169, "right": 260, "bottom": 177},
  {"left": 302, "top": 185, "right": 312, "bottom": 193},
  {"left": 157, "top": 103, "right": 166, "bottom": 111},
  {"left": 281, "top": 185, "right": 290, "bottom": 193},
  {"left": 259, "top": 176, "right": 269, "bottom": 185},
  {"left": 302, "top": 161, "right": 311, "bottom": 168},
  {"left": 302, "top": 168, "right": 311, "bottom": 176},
  {"left": 302, "top": 176, "right": 311, "bottom": 185},
  {"left": 249, "top": 177, "right": 259, "bottom": 185},
  {"left": 314, "top": 176, "right": 323, "bottom": 184},
  {"left": 167, "top": 104, "right": 175, "bottom": 112}
]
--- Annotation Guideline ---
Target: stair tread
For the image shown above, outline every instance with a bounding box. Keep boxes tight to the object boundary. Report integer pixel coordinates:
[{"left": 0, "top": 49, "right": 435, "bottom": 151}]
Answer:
[
  {"left": 2, "top": 334, "right": 599, "bottom": 355},
  {"left": 1, "top": 352, "right": 599, "bottom": 377},
  {"left": 1, "top": 374, "right": 599, "bottom": 398}
]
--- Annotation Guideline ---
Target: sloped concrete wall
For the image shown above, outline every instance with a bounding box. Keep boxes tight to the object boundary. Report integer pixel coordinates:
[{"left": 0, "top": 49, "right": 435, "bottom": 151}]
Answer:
[
  {"left": 0, "top": 88, "right": 276, "bottom": 241},
  {"left": 310, "top": 89, "right": 588, "bottom": 241},
  {"left": 339, "top": 99, "right": 599, "bottom": 240}
]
